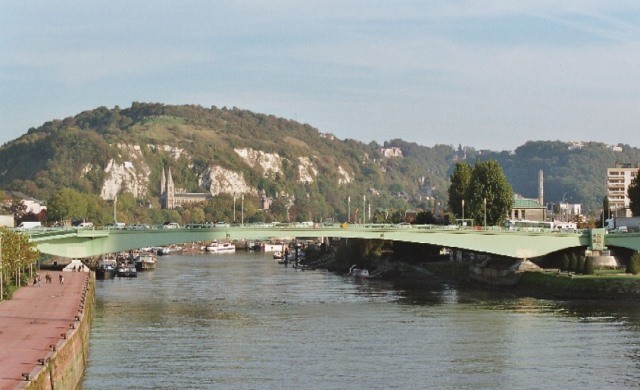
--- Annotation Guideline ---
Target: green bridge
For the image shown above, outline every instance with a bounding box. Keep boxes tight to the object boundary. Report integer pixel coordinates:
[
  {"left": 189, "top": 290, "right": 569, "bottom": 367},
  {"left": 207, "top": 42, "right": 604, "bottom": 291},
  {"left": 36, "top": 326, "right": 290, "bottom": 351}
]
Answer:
[{"left": 25, "top": 225, "right": 640, "bottom": 259}]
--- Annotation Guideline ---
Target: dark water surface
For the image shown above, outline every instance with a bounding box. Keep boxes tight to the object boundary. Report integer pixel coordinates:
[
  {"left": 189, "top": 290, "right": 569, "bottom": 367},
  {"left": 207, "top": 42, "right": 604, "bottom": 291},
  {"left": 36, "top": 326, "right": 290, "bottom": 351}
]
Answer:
[{"left": 83, "top": 252, "right": 640, "bottom": 389}]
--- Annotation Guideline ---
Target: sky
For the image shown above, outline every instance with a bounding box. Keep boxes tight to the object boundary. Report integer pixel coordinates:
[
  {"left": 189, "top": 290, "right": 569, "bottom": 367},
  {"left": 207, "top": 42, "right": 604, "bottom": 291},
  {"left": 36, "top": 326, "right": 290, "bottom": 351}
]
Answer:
[{"left": 2, "top": 1, "right": 640, "bottom": 151}]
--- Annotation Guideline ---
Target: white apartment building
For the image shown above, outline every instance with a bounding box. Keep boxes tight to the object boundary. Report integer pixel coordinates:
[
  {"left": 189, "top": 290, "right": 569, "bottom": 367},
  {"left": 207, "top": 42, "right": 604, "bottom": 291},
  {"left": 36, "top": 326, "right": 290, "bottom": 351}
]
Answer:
[{"left": 606, "top": 163, "right": 639, "bottom": 217}]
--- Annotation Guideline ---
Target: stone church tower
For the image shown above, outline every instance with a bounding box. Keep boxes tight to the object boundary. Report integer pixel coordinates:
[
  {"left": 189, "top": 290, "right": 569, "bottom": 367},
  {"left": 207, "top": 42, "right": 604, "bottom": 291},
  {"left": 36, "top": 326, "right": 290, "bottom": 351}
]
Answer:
[{"left": 160, "top": 167, "right": 176, "bottom": 209}]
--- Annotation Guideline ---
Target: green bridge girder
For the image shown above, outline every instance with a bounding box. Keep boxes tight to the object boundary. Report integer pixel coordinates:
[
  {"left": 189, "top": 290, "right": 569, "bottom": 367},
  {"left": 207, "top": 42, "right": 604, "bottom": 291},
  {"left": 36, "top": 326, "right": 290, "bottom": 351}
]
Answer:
[
  {"left": 24, "top": 225, "right": 605, "bottom": 259},
  {"left": 601, "top": 232, "right": 640, "bottom": 252}
]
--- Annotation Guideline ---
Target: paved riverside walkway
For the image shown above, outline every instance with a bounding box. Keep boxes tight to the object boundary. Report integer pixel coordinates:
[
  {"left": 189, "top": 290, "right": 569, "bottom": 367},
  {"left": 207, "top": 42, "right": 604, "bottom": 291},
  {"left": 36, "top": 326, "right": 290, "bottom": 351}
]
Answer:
[{"left": 0, "top": 270, "right": 89, "bottom": 390}]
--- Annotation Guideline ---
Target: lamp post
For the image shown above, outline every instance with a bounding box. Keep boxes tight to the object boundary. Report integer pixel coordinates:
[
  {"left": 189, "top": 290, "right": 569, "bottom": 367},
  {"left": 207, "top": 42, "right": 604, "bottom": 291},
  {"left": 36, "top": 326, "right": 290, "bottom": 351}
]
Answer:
[
  {"left": 347, "top": 196, "right": 351, "bottom": 223},
  {"left": 363, "top": 195, "right": 367, "bottom": 224},
  {"left": 484, "top": 197, "right": 487, "bottom": 228},
  {"left": 461, "top": 199, "right": 465, "bottom": 226},
  {"left": 561, "top": 192, "right": 571, "bottom": 222},
  {"left": 113, "top": 195, "right": 118, "bottom": 225},
  {"left": 233, "top": 193, "right": 236, "bottom": 223},
  {"left": 241, "top": 194, "right": 244, "bottom": 226}
]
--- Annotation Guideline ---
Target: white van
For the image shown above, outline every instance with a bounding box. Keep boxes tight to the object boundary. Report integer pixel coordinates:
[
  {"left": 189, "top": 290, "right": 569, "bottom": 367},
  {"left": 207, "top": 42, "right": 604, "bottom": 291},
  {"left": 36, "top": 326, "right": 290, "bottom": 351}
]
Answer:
[
  {"left": 162, "top": 222, "right": 180, "bottom": 229},
  {"left": 18, "top": 221, "right": 42, "bottom": 229}
]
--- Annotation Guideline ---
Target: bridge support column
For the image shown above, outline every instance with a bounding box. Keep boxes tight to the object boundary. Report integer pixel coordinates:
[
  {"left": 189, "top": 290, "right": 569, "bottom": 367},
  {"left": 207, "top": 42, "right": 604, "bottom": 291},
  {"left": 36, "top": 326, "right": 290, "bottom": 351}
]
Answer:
[{"left": 586, "top": 228, "right": 620, "bottom": 269}]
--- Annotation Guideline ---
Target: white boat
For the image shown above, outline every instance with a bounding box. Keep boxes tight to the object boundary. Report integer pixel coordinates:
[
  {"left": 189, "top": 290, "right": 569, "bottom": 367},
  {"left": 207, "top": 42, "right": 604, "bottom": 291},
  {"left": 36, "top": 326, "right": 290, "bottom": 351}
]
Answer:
[
  {"left": 135, "top": 252, "right": 157, "bottom": 271},
  {"left": 263, "top": 243, "right": 285, "bottom": 252},
  {"left": 349, "top": 265, "right": 370, "bottom": 279},
  {"left": 157, "top": 246, "right": 183, "bottom": 256},
  {"left": 205, "top": 242, "right": 236, "bottom": 253}
]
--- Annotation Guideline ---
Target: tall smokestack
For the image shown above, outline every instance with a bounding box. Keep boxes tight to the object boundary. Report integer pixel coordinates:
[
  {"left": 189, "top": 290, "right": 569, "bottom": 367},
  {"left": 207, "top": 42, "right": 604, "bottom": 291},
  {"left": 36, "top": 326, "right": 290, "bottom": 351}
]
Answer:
[{"left": 538, "top": 170, "right": 544, "bottom": 205}]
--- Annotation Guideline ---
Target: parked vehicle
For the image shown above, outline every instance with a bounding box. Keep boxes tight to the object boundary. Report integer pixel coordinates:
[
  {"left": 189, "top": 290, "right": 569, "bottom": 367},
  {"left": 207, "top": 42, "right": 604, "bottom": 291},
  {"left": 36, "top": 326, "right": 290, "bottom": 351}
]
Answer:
[
  {"left": 17, "top": 221, "right": 42, "bottom": 229},
  {"left": 605, "top": 217, "right": 640, "bottom": 231},
  {"left": 162, "top": 222, "right": 180, "bottom": 229}
]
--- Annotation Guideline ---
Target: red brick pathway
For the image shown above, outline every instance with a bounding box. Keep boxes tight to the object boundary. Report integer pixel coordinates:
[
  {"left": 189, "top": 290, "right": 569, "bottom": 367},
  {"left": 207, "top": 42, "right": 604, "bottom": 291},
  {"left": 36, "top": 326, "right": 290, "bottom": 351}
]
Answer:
[{"left": 0, "top": 271, "right": 89, "bottom": 390}]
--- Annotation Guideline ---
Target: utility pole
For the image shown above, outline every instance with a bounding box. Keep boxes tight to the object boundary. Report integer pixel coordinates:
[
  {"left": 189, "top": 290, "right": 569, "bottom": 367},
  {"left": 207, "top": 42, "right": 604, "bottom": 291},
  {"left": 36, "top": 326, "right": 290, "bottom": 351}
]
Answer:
[
  {"left": 113, "top": 195, "right": 118, "bottom": 224},
  {"left": 484, "top": 197, "right": 487, "bottom": 228},
  {"left": 363, "top": 195, "right": 366, "bottom": 224}
]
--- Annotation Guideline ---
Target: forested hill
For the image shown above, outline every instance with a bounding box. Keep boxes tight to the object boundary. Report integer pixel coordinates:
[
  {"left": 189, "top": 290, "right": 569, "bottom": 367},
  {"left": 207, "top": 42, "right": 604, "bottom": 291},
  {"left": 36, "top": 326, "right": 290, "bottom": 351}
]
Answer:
[{"left": 0, "top": 103, "right": 637, "bottom": 222}]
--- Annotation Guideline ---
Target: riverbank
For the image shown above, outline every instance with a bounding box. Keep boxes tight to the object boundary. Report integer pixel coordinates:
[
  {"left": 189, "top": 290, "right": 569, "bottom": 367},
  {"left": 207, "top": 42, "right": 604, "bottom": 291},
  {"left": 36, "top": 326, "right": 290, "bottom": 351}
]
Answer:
[
  {"left": 0, "top": 271, "right": 94, "bottom": 390},
  {"left": 410, "top": 261, "right": 640, "bottom": 300}
]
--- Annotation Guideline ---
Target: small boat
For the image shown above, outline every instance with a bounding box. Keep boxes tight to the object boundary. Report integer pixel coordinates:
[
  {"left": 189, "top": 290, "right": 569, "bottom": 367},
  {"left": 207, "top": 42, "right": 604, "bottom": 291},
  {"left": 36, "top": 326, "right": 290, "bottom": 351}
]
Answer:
[
  {"left": 205, "top": 241, "right": 236, "bottom": 253},
  {"left": 95, "top": 258, "right": 117, "bottom": 279},
  {"left": 157, "top": 246, "right": 183, "bottom": 256},
  {"left": 263, "top": 243, "right": 285, "bottom": 252},
  {"left": 135, "top": 252, "right": 157, "bottom": 271},
  {"left": 273, "top": 251, "right": 283, "bottom": 260},
  {"left": 116, "top": 264, "right": 138, "bottom": 278},
  {"left": 349, "top": 264, "right": 370, "bottom": 279}
]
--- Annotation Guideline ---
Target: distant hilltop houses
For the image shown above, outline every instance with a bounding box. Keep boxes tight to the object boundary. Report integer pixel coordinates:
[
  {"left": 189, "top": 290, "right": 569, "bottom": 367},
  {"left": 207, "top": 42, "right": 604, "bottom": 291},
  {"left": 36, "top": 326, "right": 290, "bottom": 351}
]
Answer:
[
  {"left": 380, "top": 147, "right": 403, "bottom": 158},
  {"left": 567, "top": 141, "right": 623, "bottom": 152}
]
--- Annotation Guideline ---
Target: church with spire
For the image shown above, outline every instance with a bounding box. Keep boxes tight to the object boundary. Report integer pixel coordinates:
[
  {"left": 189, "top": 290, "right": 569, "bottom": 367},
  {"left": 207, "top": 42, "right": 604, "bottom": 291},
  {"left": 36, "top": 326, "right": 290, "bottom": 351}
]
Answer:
[{"left": 160, "top": 167, "right": 212, "bottom": 209}]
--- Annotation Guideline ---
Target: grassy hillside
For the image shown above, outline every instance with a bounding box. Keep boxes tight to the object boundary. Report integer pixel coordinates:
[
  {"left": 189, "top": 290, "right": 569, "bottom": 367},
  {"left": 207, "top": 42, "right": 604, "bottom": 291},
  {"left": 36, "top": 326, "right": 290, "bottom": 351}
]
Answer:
[{"left": 0, "top": 103, "right": 637, "bottom": 222}]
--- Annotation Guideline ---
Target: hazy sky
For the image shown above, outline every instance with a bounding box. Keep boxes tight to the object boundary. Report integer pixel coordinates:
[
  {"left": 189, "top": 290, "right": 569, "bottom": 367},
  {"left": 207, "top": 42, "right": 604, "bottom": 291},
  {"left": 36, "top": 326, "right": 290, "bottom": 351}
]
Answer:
[{"left": 2, "top": 1, "right": 640, "bottom": 150}]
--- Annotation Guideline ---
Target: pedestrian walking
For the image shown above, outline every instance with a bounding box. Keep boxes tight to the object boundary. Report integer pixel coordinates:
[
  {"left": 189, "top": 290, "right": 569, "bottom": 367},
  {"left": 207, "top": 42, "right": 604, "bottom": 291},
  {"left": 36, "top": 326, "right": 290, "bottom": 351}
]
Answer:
[{"left": 59, "top": 274, "right": 64, "bottom": 284}]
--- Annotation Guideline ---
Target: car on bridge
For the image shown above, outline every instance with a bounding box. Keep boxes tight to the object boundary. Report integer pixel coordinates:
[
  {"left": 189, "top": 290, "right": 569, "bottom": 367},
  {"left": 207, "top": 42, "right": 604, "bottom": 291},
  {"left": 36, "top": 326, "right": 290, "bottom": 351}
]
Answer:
[
  {"left": 162, "top": 222, "right": 180, "bottom": 229},
  {"left": 129, "top": 224, "right": 150, "bottom": 230}
]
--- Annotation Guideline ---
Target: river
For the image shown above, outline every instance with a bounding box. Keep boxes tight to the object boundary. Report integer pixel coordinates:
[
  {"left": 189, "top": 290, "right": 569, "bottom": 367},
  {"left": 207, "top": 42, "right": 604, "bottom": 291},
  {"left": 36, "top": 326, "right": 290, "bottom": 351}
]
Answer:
[{"left": 83, "top": 252, "right": 640, "bottom": 389}]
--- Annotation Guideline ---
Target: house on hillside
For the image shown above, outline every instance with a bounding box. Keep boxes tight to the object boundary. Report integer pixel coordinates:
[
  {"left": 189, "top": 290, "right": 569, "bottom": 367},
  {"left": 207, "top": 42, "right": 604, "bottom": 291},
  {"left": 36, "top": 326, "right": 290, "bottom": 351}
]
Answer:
[{"left": 4, "top": 191, "right": 47, "bottom": 214}]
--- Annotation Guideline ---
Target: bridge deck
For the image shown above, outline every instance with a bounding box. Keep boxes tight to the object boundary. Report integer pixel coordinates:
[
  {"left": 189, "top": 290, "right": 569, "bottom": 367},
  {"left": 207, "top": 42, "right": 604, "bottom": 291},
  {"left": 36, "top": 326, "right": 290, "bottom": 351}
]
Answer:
[{"left": 21, "top": 224, "right": 602, "bottom": 259}]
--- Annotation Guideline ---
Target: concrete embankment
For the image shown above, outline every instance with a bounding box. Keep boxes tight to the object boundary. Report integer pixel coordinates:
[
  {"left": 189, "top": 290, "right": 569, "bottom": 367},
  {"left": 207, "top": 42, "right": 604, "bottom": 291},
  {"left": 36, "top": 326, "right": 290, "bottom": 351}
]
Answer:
[{"left": 0, "top": 270, "right": 94, "bottom": 390}]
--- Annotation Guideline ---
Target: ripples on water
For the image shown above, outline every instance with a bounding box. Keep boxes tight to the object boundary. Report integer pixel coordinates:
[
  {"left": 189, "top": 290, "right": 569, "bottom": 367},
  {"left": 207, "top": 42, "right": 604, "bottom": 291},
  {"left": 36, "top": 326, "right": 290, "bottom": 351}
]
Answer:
[{"left": 84, "top": 253, "right": 640, "bottom": 389}]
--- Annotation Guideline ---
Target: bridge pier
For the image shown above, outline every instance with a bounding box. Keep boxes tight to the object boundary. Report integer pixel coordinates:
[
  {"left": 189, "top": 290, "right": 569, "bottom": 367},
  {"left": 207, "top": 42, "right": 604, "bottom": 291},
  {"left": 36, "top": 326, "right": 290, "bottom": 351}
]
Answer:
[
  {"left": 584, "top": 249, "right": 621, "bottom": 269},
  {"left": 586, "top": 229, "right": 621, "bottom": 269}
]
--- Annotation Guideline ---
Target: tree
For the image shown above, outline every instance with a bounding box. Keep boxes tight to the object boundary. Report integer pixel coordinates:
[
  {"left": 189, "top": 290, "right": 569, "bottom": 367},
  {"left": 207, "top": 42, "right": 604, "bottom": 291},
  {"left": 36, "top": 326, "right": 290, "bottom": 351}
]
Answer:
[
  {"left": 600, "top": 195, "right": 610, "bottom": 228},
  {"left": 569, "top": 253, "right": 578, "bottom": 272},
  {"left": 415, "top": 210, "right": 437, "bottom": 225},
  {"left": 1, "top": 228, "right": 41, "bottom": 297},
  {"left": 583, "top": 256, "right": 595, "bottom": 275},
  {"left": 627, "top": 252, "right": 640, "bottom": 275},
  {"left": 576, "top": 255, "right": 585, "bottom": 274},
  {"left": 46, "top": 188, "right": 88, "bottom": 223},
  {"left": 448, "top": 162, "right": 472, "bottom": 218},
  {"left": 465, "top": 159, "right": 514, "bottom": 226},
  {"left": 9, "top": 199, "right": 27, "bottom": 222},
  {"left": 561, "top": 254, "right": 570, "bottom": 271},
  {"left": 628, "top": 173, "right": 640, "bottom": 216}
]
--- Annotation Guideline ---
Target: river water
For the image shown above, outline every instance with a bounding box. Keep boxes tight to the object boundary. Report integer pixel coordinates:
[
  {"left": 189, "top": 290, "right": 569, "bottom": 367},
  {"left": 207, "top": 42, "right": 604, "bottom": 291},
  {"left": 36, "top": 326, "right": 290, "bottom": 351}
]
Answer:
[{"left": 83, "top": 252, "right": 640, "bottom": 389}]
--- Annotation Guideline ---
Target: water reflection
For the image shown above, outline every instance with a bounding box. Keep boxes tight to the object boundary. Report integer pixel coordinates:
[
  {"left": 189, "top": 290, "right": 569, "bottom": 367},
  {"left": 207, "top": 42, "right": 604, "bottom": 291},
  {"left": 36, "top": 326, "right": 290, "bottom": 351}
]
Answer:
[{"left": 85, "top": 253, "right": 640, "bottom": 389}]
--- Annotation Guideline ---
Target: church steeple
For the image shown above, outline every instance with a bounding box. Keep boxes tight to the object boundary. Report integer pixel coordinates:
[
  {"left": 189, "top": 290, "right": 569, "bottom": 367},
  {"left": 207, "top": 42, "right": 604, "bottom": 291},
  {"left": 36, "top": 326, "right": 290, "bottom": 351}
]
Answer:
[
  {"left": 160, "top": 167, "right": 166, "bottom": 197},
  {"left": 166, "top": 167, "right": 175, "bottom": 209}
]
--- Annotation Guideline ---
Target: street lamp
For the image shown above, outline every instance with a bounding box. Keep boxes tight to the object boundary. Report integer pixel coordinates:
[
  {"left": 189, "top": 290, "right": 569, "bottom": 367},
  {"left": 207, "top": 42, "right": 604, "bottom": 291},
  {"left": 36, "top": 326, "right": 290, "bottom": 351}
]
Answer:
[
  {"left": 113, "top": 195, "right": 118, "bottom": 225},
  {"left": 233, "top": 193, "right": 236, "bottom": 223},
  {"left": 347, "top": 196, "right": 351, "bottom": 223},
  {"left": 461, "top": 199, "right": 465, "bottom": 226},
  {"left": 363, "top": 195, "right": 367, "bottom": 224},
  {"left": 241, "top": 194, "right": 244, "bottom": 225},
  {"left": 484, "top": 197, "right": 487, "bottom": 228}
]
